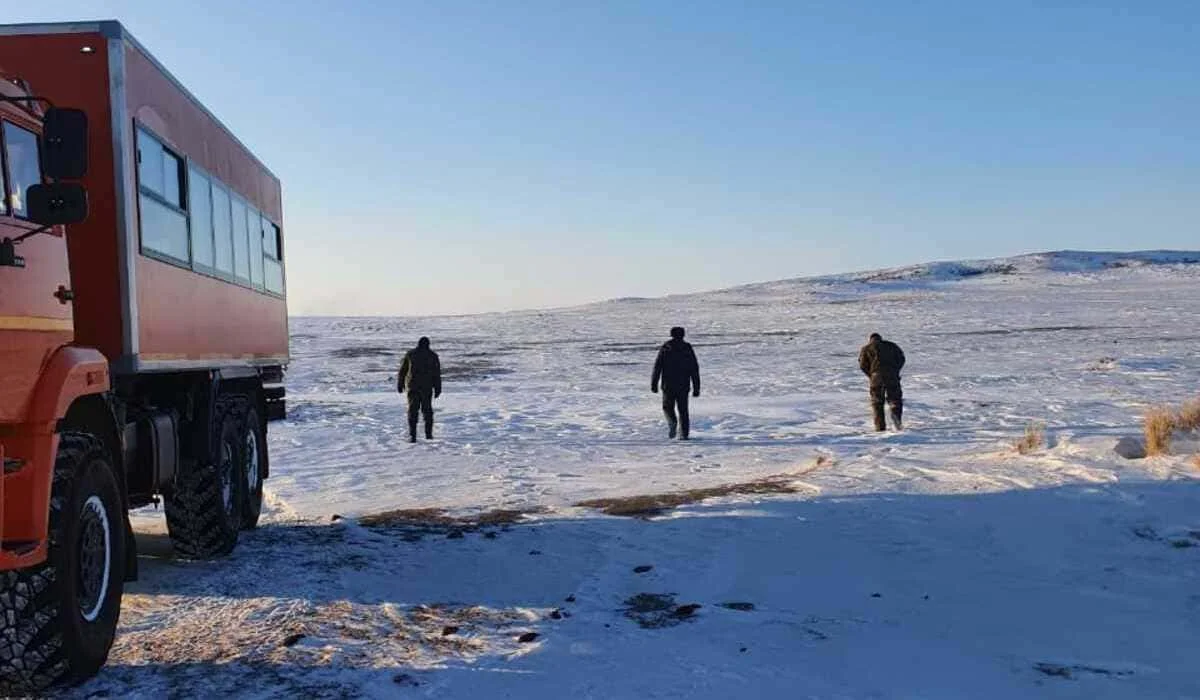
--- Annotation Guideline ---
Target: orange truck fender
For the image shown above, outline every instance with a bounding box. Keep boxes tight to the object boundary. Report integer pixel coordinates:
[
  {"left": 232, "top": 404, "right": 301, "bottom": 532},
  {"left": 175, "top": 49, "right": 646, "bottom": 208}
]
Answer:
[{"left": 0, "top": 346, "right": 110, "bottom": 570}]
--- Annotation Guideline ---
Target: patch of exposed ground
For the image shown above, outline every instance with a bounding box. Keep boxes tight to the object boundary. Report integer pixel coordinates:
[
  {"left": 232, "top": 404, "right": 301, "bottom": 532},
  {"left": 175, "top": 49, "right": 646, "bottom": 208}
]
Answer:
[
  {"left": 357, "top": 507, "right": 540, "bottom": 538},
  {"left": 622, "top": 594, "right": 701, "bottom": 629},
  {"left": 441, "top": 359, "right": 514, "bottom": 382},
  {"left": 283, "top": 401, "right": 374, "bottom": 425},
  {"left": 74, "top": 514, "right": 547, "bottom": 699},
  {"left": 100, "top": 596, "right": 538, "bottom": 696},
  {"left": 1033, "top": 662, "right": 1135, "bottom": 680},
  {"left": 857, "top": 262, "right": 1018, "bottom": 282},
  {"left": 575, "top": 467, "right": 824, "bottom": 517},
  {"left": 331, "top": 346, "right": 398, "bottom": 359},
  {"left": 930, "top": 325, "right": 1111, "bottom": 337}
]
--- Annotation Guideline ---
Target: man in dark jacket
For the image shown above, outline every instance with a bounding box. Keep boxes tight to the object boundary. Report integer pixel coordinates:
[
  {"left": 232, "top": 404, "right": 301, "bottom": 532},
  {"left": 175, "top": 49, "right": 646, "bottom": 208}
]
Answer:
[
  {"left": 651, "top": 326, "right": 701, "bottom": 440},
  {"left": 398, "top": 337, "right": 442, "bottom": 442},
  {"left": 858, "top": 332, "right": 905, "bottom": 431}
]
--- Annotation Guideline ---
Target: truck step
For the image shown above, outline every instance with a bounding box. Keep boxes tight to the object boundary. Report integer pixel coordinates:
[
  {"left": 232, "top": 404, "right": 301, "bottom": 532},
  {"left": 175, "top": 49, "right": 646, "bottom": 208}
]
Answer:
[
  {"left": 0, "top": 539, "right": 37, "bottom": 556},
  {"left": 2, "top": 457, "right": 23, "bottom": 475}
]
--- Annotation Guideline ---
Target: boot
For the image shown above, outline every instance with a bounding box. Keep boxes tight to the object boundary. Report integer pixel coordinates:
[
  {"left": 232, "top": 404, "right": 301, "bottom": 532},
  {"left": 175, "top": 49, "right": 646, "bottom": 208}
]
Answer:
[
  {"left": 890, "top": 405, "right": 903, "bottom": 431},
  {"left": 408, "top": 421, "right": 418, "bottom": 444},
  {"left": 425, "top": 423, "right": 434, "bottom": 440},
  {"left": 668, "top": 421, "right": 677, "bottom": 439},
  {"left": 872, "top": 403, "right": 887, "bottom": 432}
]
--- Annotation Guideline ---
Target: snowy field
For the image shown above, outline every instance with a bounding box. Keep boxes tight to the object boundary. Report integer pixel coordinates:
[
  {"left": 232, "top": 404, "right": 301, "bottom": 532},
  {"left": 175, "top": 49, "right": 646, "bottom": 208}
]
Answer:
[{"left": 80, "top": 251, "right": 1200, "bottom": 699}]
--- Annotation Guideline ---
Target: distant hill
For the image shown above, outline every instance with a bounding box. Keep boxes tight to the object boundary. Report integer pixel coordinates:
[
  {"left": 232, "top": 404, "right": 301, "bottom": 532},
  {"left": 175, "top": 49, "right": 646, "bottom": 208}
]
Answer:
[
  {"left": 832, "top": 250, "right": 1200, "bottom": 284},
  {"left": 611, "top": 250, "right": 1200, "bottom": 308}
]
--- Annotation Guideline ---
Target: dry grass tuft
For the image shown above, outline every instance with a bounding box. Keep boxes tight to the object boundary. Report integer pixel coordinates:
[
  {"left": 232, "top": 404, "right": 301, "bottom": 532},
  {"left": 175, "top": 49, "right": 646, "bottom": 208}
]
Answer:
[
  {"left": 1137, "top": 397, "right": 1200, "bottom": 458},
  {"left": 1176, "top": 399, "right": 1200, "bottom": 432},
  {"left": 1192, "top": 455, "right": 1200, "bottom": 471},
  {"left": 1144, "top": 408, "right": 1177, "bottom": 457},
  {"left": 358, "top": 507, "right": 455, "bottom": 528},
  {"left": 358, "top": 507, "right": 534, "bottom": 530},
  {"left": 576, "top": 473, "right": 804, "bottom": 518},
  {"left": 1015, "top": 422, "right": 1046, "bottom": 455}
]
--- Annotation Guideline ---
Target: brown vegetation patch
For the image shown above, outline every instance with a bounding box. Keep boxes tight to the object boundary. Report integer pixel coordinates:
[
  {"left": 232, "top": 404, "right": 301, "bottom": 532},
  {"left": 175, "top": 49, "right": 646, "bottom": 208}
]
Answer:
[
  {"left": 1145, "top": 407, "right": 1178, "bottom": 456},
  {"left": 1140, "top": 397, "right": 1200, "bottom": 457},
  {"left": 1015, "top": 422, "right": 1046, "bottom": 455},
  {"left": 358, "top": 507, "right": 536, "bottom": 536},
  {"left": 1177, "top": 399, "right": 1200, "bottom": 432},
  {"left": 576, "top": 472, "right": 808, "bottom": 518}
]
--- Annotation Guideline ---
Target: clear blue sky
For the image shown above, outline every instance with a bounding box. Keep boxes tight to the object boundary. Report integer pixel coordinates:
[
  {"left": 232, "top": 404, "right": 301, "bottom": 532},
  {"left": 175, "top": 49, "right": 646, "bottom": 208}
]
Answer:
[{"left": 9, "top": 1, "right": 1199, "bottom": 315}]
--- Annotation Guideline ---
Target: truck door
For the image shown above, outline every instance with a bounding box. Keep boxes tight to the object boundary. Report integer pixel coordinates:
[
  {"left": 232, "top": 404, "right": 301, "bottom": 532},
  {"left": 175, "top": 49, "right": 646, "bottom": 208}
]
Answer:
[{"left": 0, "top": 103, "right": 74, "bottom": 424}]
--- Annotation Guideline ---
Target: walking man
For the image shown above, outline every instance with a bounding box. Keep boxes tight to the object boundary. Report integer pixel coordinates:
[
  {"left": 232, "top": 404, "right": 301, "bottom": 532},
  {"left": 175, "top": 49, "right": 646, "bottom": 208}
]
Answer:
[
  {"left": 651, "top": 326, "right": 701, "bottom": 440},
  {"left": 398, "top": 337, "right": 442, "bottom": 443},
  {"left": 858, "top": 332, "right": 905, "bottom": 431}
]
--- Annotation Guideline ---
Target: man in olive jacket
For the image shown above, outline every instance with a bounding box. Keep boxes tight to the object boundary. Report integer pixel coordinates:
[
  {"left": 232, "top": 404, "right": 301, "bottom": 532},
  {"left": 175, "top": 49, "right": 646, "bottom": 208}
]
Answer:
[
  {"left": 651, "top": 326, "right": 701, "bottom": 440},
  {"left": 398, "top": 337, "right": 442, "bottom": 442},
  {"left": 859, "top": 332, "right": 905, "bottom": 431}
]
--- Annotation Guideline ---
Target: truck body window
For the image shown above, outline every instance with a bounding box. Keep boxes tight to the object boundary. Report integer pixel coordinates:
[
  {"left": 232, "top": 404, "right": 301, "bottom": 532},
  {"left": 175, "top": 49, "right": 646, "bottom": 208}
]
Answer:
[
  {"left": 231, "top": 196, "right": 250, "bottom": 281},
  {"left": 211, "top": 184, "right": 234, "bottom": 274},
  {"left": 248, "top": 206, "right": 264, "bottom": 288},
  {"left": 136, "top": 130, "right": 164, "bottom": 197},
  {"left": 139, "top": 195, "right": 189, "bottom": 261},
  {"left": 263, "top": 219, "right": 283, "bottom": 293},
  {"left": 135, "top": 125, "right": 283, "bottom": 297},
  {"left": 263, "top": 218, "right": 279, "bottom": 259},
  {"left": 3, "top": 122, "right": 43, "bottom": 218},
  {"left": 136, "top": 128, "right": 188, "bottom": 261},
  {"left": 187, "top": 166, "right": 214, "bottom": 269}
]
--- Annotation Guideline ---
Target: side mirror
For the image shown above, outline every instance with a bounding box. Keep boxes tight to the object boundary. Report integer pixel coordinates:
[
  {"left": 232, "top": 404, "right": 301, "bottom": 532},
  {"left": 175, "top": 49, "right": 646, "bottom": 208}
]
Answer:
[
  {"left": 41, "top": 108, "right": 88, "bottom": 180},
  {"left": 26, "top": 183, "right": 88, "bottom": 226}
]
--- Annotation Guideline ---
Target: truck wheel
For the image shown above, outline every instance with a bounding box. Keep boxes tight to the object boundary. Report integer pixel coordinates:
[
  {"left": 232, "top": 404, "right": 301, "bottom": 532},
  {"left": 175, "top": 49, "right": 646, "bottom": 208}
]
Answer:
[
  {"left": 0, "top": 433, "right": 126, "bottom": 694},
  {"left": 165, "top": 406, "right": 244, "bottom": 558},
  {"left": 240, "top": 406, "right": 265, "bottom": 529}
]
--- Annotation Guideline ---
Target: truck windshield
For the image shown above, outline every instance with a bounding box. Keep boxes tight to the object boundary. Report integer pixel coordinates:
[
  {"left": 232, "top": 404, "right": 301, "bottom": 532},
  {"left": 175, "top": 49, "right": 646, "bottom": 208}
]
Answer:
[{"left": 2, "top": 122, "right": 42, "bottom": 218}]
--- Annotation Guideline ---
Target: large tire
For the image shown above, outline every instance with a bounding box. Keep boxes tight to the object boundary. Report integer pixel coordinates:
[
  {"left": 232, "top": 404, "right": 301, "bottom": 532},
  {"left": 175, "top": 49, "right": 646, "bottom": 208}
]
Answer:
[
  {"left": 0, "top": 433, "right": 126, "bottom": 694},
  {"left": 240, "top": 406, "right": 265, "bottom": 529},
  {"left": 165, "top": 403, "right": 244, "bottom": 558}
]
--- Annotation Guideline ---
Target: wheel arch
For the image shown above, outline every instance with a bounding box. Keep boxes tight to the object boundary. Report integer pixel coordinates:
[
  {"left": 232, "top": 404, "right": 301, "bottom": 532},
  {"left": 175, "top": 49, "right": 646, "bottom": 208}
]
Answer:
[
  {"left": 26, "top": 347, "right": 111, "bottom": 426},
  {"left": 1, "top": 347, "right": 114, "bottom": 572},
  {"left": 61, "top": 395, "right": 125, "bottom": 490}
]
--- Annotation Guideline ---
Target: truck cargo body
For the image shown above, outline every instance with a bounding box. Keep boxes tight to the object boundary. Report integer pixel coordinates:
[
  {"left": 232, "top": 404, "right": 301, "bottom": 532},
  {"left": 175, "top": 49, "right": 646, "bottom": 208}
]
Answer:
[{"left": 0, "top": 21, "right": 288, "bottom": 372}]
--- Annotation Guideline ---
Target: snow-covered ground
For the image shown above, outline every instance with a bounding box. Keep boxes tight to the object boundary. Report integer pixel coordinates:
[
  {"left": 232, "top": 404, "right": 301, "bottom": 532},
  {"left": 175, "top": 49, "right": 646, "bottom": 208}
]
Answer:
[{"left": 80, "top": 250, "right": 1200, "bottom": 698}]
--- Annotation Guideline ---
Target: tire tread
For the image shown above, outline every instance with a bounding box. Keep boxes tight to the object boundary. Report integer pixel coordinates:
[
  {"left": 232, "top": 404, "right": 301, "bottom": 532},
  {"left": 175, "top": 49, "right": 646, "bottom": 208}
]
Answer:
[{"left": 0, "top": 433, "right": 117, "bottom": 694}]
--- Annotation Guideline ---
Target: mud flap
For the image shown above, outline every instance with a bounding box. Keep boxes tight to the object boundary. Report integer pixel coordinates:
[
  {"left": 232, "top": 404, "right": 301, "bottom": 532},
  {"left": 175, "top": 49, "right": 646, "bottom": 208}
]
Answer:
[{"left": 124, "top": 510, "right": 138, "bottom": 582}]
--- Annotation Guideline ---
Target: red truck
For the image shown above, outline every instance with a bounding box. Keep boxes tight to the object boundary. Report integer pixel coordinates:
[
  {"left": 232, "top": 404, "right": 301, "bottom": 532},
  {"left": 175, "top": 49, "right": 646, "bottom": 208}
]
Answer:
[{"left": 0, "top": 21, "right": 288, "bottom": 692}]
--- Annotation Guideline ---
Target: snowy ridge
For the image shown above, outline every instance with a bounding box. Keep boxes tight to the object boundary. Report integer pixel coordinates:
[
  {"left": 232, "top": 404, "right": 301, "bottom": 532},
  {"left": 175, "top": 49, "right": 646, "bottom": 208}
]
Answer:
[
  {"left": 669, "top": 249, "right": 1200, "bottom": 309},
  {"left": 838, "top": 249, "right": 1200, "bottom": 284}
]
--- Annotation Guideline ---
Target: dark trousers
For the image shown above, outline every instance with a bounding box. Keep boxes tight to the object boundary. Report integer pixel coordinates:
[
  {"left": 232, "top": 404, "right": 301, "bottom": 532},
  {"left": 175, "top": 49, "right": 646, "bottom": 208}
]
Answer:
[
  {"left": 869, "top": 379, "right": 903, "bottom": 431},
  {"left": 662, "top": 390, "right": 690, "bottom": 438},
  {"left": 407, "top": 388, "right": 434, "bottom": 438}
]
